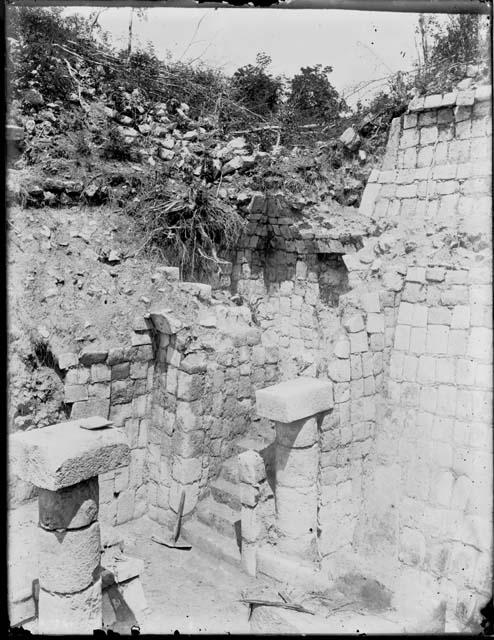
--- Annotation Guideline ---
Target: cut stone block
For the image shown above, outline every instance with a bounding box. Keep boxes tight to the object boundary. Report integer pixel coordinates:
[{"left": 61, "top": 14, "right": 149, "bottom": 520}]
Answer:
[
  {"left": 57, "top": 353, "right": 78, "bottom": 370},
  {"left": 39, "top": 477, "right": 99, "bottom": 530},
  {"left": 38, "top": 521, "right": 101, "bottom": 593},
  {"left": 276, "top": 484, "right": 318, "bottom": 538},
  {"left": 148, "top": 308, "right": 183, "bottom": 334},
  {"left": 38, "top": 578, "right": 102, "bottom": 634},
  {"left": 10, "top": 419, "right": 130, "bottom": 491},
  {"left": 275, "top": 417, "right": 317, "bottom": 449},
  {"left": 117, "top": 576, "right": 150, "bottom": 624},
  {"left": 79, "top": 347, "right": 108, "bottom": 366},
  {"left": 275, "top": 444, "right": 318, "bottom": 489},
  {"left": 71, "top": 398, "right": 110, "bottom": 421},
  {"left": 9, "top": 590, "right": 36, "bottom": 627},
  {"left": 103, "top": 555, "right": 144, "bottom": 584},
  {"left": 238, "top": 450, "right": 266, "bottom": 485},
  {"left": 256, "top": 377, "right": 333, "bottom": 423}
]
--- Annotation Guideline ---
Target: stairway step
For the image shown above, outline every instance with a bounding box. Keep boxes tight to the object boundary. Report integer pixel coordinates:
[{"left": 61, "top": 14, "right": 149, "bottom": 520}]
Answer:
[
  {"left": 210, "top": 477, "right": 241, "bottom": 512},
  {"left": 180, "top": 519, "right": 241, "bottom": 569},
  {"left": 220, "top": 457, "right": 239, "bottom": 484},
  {"left": 197, "top": 497, "right": 240, "bottom": 540}
]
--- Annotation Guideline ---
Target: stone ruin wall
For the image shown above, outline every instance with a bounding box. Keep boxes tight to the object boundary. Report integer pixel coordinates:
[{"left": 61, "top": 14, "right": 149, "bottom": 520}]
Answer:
[
  {"left": 231, "top": 194, "right": 354, "bottom": 380},
  {"left": 229, "top": 84, "right": 492, "bottom": 626},
  {"left": 8, "top": 80, "right": 492, "bottom": 632},
  {"left": 230, "top": 195, "right": 388, "bottom": 563},
  {"left": 9, "top": 276, "right": 284, "bottom": 528},
  {"left": 145, "top": 303, "right": 279, "bottom": 526},
  {"left": 353, "top": 85, "right": 492, "bottom": 627}
]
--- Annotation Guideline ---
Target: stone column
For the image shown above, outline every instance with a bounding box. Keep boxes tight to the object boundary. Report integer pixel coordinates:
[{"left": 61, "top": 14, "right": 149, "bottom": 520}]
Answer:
[
  {"left": 11, "top": 416, "right": 130, "bottom": 634},
  {"left": 238, "top": 450, "right": 266, "bottom": 576},
  {"left": 256, "top": 377, "right": 332, "bottom": 560}
]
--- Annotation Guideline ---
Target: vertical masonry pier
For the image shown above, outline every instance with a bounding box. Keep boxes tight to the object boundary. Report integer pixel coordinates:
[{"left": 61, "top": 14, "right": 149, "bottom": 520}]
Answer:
[
  {"left": 256, "top": 377, "right": 333, "bottom": 559},
  {"left": 10, "top": 417, "right": 130, "bottom": 634}
]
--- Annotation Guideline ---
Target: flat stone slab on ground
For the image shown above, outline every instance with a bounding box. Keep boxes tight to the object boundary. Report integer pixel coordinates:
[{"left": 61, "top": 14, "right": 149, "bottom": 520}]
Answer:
[
  {"left": 10, "top": 418, "right": 130, "bottom": 490},
  {"left": 256, "top": 377, "right": 333, "bottom": 423}
]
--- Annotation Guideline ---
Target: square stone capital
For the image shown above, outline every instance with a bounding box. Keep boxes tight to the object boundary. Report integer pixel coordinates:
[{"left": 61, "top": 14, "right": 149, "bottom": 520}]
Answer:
[
  {"left": 255, "top": 377, "right": 333, "bottom": 423},
  {"left": 10, "top": 418, "right": 130, "bottom": 490}
]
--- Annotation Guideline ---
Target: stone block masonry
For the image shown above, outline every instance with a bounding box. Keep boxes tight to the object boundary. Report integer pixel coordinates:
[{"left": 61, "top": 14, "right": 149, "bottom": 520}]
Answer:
[
  {"left": 59, "top": 335, "right": 155, "bottom": 525},
  {"left": 145, "top": 305, "right": 278, "bottom": 528},
  {"left": 229, "top": 193, "right": 356, "bottom": 380},
  {"left": 351, "top": 85, "right": 492, "bottom": 632},
  {"left": 10, "top": 418, "right": 129, "bottom": 634}
]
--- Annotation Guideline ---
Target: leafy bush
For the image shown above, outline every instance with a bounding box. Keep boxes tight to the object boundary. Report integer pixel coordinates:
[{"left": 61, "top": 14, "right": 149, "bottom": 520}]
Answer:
[
  {"left": 6, "top": 7, "right": 95, "bottom": 102},
  {"left": 230, "top": 53, "right": 283, "bottom": 118},
  {"left": 414, "top": 14, "right": 491, "bottom": 94},
  {"left": 286, "top": 65, "right": 347, "bottom": 126},
  {"left": 114, "top": 48, "right": 163, "bottom": 100},
  {"left": 162, "top": 60, "right": 227, "bottom": 121}
]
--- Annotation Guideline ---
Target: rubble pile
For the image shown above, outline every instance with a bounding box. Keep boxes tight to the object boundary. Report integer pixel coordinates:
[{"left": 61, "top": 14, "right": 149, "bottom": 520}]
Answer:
[{"left": 7, "top": 68, "right": 383, "bottom": 212}]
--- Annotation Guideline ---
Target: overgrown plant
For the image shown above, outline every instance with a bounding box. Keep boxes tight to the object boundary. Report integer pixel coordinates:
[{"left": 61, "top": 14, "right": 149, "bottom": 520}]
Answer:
[
  {"left": 125, "top": 172, "right": 247, "bottom": 281},
  {"left": 414, "top": 13, "right": 491, "bottom": 94}
]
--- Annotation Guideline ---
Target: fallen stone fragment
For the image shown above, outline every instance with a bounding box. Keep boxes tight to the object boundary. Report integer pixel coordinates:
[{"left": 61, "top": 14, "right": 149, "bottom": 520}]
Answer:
[{"left": 339, "top": 127, "right": 360, "bottom": 150}]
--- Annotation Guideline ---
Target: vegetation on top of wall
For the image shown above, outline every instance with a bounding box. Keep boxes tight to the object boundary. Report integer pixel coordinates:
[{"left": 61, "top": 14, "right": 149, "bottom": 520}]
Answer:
[{"left": 6, "top": 6, "right": 491, "bottom": 281}]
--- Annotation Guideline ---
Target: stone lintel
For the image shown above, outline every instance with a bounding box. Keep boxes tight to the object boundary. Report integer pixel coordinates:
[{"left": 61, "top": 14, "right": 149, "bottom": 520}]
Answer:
[
  {"left": 256, "top": 377, "right": 333, "bottom": 423},
  {"left": 10, "top": 418, "right": 130, "bottom": 491}
]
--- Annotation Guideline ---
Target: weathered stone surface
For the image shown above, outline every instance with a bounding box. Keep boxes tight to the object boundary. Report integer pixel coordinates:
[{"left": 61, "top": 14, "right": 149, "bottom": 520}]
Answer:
[
  {"left": 276, "top": 484, "right": 317, "bottom": 538},
  {"left": 38, "top": 521, "right": 101, "bottom": 593},
  {"left": 38, "top": 578, "right": 102, "bottom": 634},
  {"left": 275, "top": 417, "right": 317, "bottom": 449},
  {"left": 256, "top": 545, "right": 323, "bottom": 590},
  {"left": 58, "top": 352, "right": 78, "bottom": 370},
  {"left": 177, "top": 371, "right": 204, "bottom": 401},
  {"left": 149, "top": 308, "right": 183, "bottom": 334},
  {"left": 9, "top": 591, "right": 35, "bottom": 627},
  {"left": 241, "top": 541, "right": 257, "bottom": 577},
  {"left": 79, "top": 347, "right": 108, "bottom": 366},
  {"left": 275, "top": 444, "right": 318, "bottom": 488},
  {"left": 103, "top": 555, "right": 144, "bottom": 584},
  {"left": 71, "top": 398, "right": 110, "bottom": 420},
  {"left": 339, "top": 126, "right": 360, "bottom": 150},
  {"left": 240, "top": 482, "right": 260, "bottom": 507},
  {"left": 39, "top": 477, "right": 99, "bottom": 530},
  {"left": 117, "top": 576, "right": 150, "bottom": 624},
  {"left": 256, "top": 377, "right": 333, "bottom": 423},
  {"left": 11, "top": 419, "right": 130, "bottom": 490},
  {"left": 238, "top": 450, "right": 266, "bottom": 485}
]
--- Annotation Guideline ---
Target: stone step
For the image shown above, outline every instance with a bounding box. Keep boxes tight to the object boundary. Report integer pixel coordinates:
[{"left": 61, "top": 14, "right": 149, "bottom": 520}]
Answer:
[
  {"left": 220, "top": 457, "right": 239, "bottom": 484},
  {"left": 180, "top": 519, "right": 241, "bottom": 569},
  {"left": 197, "top": 497, "right": 241, "bottom": 541},
  {"left": 210, "top": 477, "right": 241, "bottom": 512}
]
